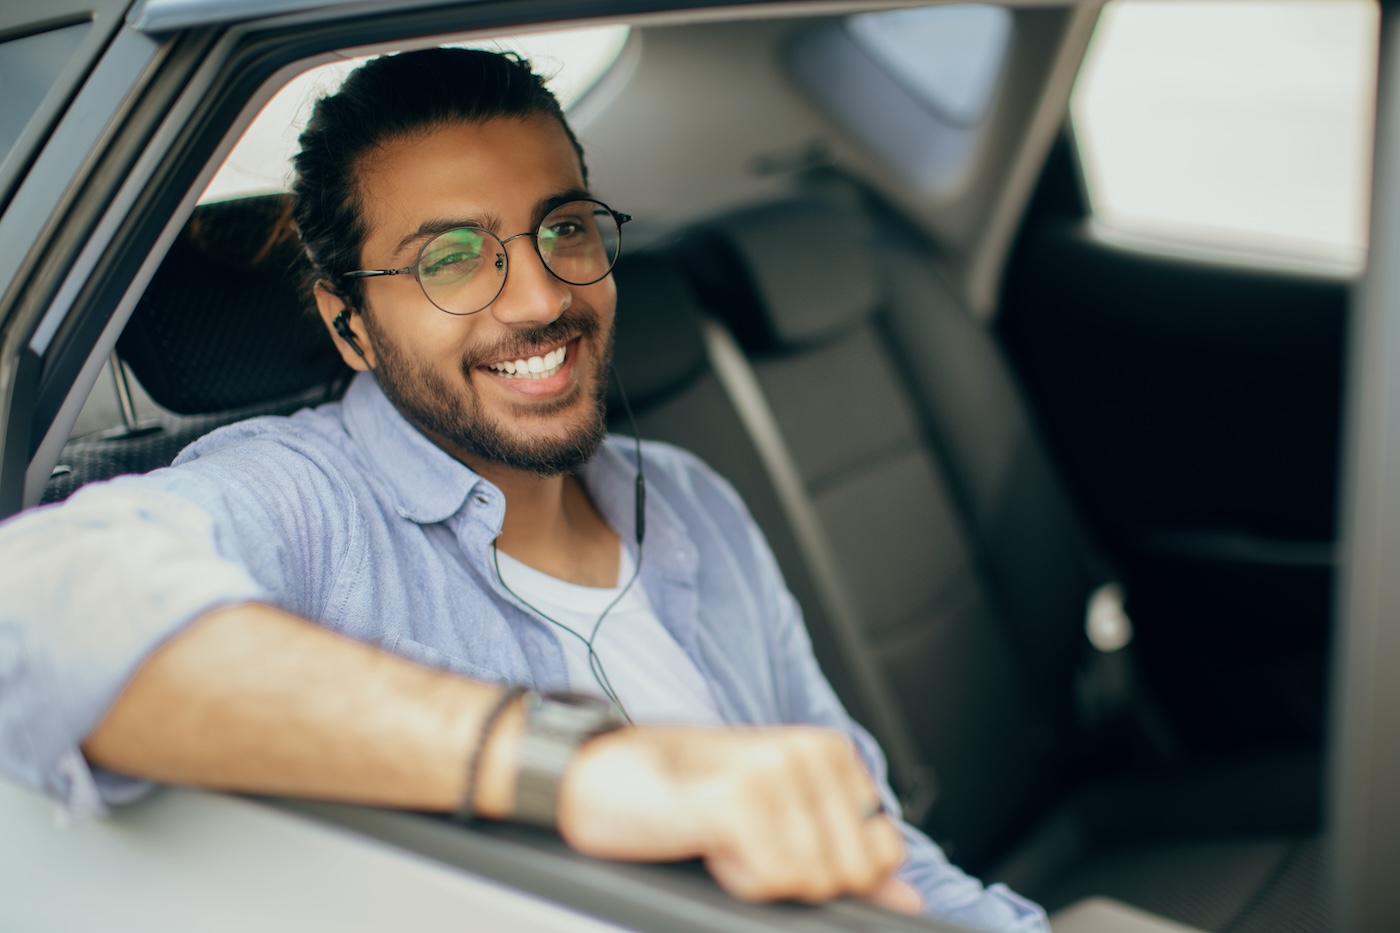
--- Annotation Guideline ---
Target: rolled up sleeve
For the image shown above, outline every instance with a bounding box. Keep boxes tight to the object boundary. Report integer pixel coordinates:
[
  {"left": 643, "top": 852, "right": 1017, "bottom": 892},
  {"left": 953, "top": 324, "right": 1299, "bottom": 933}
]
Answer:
[{"left": 0, "top": 480, "right": 267, "bottom": 818}]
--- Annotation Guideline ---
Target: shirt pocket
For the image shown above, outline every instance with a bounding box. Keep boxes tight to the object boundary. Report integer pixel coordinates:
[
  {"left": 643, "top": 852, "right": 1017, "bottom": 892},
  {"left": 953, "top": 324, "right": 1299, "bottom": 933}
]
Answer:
[{"left": 387, "top": 634, "right": 507, "bottom": 685}]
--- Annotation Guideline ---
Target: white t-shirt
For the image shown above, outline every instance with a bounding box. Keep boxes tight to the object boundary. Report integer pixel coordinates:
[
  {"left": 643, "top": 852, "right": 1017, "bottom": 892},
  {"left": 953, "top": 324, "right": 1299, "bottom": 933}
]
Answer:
[{"left": 493, "top": 543, "right": 724, "bottom": 725}]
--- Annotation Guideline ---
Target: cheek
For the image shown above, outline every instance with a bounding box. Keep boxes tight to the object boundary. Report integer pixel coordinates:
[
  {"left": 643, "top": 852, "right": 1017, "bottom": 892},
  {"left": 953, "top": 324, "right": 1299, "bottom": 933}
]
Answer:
[
  {"left": 372, "top": 301, "right": 484, "bottom": 370},
  {"left": 580, "top": 278, "right": 618, "bottom": 329}
]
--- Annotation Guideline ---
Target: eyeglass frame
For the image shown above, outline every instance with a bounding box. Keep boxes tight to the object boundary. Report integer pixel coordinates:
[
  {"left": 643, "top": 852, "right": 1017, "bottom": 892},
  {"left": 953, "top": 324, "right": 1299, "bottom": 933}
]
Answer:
[{"left": 340, "top": 198, "right": 632, "bottom": 316}]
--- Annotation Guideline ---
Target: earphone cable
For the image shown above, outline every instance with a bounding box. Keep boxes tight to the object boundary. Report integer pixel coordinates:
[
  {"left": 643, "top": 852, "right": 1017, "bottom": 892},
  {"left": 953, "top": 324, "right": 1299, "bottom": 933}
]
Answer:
[
  {"left": 492, "top": 540, "right": 638, "bottom": 724},
  {"left": 487, "top": 366, "right": 647, "bottom": 724}
]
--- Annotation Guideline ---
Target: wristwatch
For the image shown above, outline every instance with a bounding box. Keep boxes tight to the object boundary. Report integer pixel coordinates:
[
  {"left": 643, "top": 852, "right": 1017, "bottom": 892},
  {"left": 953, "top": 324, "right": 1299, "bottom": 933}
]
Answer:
[{"left": 514, "top": 690, "right": 628, "bottom": 828}]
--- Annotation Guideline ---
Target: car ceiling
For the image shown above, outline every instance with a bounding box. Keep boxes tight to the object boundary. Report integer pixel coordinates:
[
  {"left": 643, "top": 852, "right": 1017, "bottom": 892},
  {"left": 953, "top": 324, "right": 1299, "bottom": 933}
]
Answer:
[{"left": 577, "top": 7, "right": 1100, "bottom": 316}]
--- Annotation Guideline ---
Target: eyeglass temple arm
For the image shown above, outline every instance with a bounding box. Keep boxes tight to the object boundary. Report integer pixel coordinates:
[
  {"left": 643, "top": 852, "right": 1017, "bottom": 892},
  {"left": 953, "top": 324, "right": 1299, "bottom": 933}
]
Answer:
[{"left": 342, "top": 267, "right": 414, "bottom": 279}]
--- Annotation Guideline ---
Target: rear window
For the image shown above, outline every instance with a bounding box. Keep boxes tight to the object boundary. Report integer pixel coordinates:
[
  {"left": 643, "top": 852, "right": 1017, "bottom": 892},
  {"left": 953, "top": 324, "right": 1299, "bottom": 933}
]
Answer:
[
  {"left": 202, "top": 25, "right": 631, "bottom": 203},
  {"left": 790, "top": 5, "right": 1013, "bottom": 192},
  {"left": 1071, "top": 0, "right": 1378, "bottom": 268},
  {"left": 845, "top": 5, "right": 1011, "bottom": 127}
]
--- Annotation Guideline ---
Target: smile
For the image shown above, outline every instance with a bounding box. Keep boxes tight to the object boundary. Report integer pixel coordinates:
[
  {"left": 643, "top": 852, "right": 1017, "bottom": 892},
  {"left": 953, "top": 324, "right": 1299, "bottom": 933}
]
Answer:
[{"left": 485, "top": 344, "right": 567, "bottom": 380}]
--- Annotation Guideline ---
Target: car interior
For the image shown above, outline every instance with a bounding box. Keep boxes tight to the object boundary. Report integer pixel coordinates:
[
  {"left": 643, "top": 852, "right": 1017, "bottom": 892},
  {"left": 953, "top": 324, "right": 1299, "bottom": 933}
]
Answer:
[{"left": 1, "top": 0, "right": 1380, "bottom": 930}]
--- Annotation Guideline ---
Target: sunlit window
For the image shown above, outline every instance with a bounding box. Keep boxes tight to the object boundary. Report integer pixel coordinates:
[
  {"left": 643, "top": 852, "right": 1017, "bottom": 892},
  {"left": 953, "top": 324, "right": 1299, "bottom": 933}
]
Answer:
[
  {"left": 1071, "top": 1, "right": 1378, "bottom": 268},
  {"left": 846, "top": 5, "right": 1011, "bottom": 127},
  {"left": 792, "top": 5, "right": 1012, "bottom": 192},
  {"left": 202, "top": 25, "right": 630, "bottom": 203}
]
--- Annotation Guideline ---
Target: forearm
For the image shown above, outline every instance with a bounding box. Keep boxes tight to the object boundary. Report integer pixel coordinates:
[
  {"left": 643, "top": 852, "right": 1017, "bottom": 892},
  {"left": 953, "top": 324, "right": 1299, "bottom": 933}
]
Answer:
[
  {"left": 79, "top": 603, "right": 907, "bottom": 913},
  {"left": 81, "top": 601, "right": 523, "bottom": 816}
]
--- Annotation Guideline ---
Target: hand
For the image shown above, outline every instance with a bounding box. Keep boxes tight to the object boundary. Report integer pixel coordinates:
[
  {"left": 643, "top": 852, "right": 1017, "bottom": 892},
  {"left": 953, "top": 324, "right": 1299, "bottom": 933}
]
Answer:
[{"left": 555, "top": 725, "right": 907, "bottom": 907}]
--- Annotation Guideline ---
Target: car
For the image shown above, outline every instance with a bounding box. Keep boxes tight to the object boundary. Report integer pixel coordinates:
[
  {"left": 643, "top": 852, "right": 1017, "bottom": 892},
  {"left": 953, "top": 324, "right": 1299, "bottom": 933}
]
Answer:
[{"left": 0, "top": 0, "right": 1395, "bottom": 930}]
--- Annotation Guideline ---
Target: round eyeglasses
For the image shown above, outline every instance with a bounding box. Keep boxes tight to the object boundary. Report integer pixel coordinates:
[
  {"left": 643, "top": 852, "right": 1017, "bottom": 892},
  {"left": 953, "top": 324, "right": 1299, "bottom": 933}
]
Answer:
[{"left": 342, "top": 198, "right": 630, "bottom": 316}]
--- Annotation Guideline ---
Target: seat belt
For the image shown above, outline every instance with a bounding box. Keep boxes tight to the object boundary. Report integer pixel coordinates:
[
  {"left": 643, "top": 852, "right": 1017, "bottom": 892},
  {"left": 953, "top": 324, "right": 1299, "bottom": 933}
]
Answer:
[{"left": 701, "top": 318, "right": 941, "bottom": 826}]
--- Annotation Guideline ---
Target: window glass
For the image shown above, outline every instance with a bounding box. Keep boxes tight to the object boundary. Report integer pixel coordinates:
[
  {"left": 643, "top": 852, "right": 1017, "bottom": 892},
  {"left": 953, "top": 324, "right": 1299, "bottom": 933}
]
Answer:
[
  {"left": 846, "top": 5, "right": 1012, "bottom": 126},
  {"left": 0, "top": 22, "right": 91, "bottom": 166},
  {"left": 202, "top": 25, "right": 630, "bottom": 202},
  {"left": 1072, "top": 0, "right": 1378, "bottom": 267}
]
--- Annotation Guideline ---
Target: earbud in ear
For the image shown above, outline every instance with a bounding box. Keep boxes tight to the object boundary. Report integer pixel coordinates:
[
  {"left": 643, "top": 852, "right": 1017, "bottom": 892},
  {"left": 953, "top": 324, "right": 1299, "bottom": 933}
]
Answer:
[{"left": 333, "top": 309, "right": 366, "bottom": 361}]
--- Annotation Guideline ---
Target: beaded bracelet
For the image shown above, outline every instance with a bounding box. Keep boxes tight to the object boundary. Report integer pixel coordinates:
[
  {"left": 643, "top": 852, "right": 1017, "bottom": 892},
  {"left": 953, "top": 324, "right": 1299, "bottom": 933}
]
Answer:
[{"left": 454, "top": 684, "right": 529, "bottom": 822}]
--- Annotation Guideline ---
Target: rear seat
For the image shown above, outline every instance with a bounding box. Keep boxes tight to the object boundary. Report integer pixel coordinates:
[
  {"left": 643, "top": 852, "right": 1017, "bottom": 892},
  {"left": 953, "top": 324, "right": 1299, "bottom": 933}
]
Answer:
[
  {"left": 45, "top": 195, "right": 348, "bottom": 502},
  {"left": 51, "top": 194, "right": 1325, "bottom": 931},
  {"left": 667, "top": 192, "right": 1325, "bottom": 931}
]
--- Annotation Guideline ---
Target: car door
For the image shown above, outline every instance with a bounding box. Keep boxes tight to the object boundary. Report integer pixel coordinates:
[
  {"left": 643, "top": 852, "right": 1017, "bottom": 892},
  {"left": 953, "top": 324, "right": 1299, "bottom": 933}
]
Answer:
[
  {"left": 995, "top": 4, "right": 1362, "bottom": 759},
  {"left": 0, "top": 2, "right": 969, "bottom": 930}
]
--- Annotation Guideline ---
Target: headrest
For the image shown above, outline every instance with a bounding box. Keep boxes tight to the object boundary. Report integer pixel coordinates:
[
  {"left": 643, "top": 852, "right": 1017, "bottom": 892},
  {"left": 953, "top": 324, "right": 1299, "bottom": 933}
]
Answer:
[
  {"left": 607, "top": 250, "right": 710, "bottom": 413},
  {"left": 118, "top": 194, "right": 349, "bottom": 415},
  {"left": 681, "top": 196, "right": 882, "bottom": 352}
]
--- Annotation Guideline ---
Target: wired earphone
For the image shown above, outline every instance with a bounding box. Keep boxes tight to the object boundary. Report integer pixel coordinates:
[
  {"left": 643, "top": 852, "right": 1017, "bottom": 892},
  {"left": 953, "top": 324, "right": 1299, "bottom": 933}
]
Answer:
[
  {"left": 335, "top": 304, "right": 644, "bottom": 716},
  {"left": 490, "top": 365, "right": 646, "bottom": 723}
]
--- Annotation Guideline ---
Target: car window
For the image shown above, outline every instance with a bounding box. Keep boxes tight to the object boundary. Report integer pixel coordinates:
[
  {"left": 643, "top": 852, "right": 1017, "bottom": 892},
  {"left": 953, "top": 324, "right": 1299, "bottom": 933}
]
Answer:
[
  {"left": 789, "top": 5, "right": 1013, "bottom": 192},
  {"left": 62, "top": 25, "right": 631, "bottom": 441},
  {"left": 201, "top": 24, "right": 631, "bottom": 203},
  {"left": 1071, "top": 0, "right": 1379, "bottom": 269},
  {"left": 844, "top": 5, "right": 1011, "bottom": 127}
]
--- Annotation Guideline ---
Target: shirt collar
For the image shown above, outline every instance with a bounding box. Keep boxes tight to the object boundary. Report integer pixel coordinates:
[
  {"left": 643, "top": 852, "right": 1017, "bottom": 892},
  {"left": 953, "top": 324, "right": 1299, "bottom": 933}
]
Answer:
[{"left": 340, "top": 372, "right": 486, "bottom": 524}]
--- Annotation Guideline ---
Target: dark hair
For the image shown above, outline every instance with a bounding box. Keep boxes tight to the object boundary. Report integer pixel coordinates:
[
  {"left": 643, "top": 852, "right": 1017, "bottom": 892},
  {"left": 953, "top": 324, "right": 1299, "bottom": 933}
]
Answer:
[{"left": 290, "top": 47, "right": 588, "bottom": 311}]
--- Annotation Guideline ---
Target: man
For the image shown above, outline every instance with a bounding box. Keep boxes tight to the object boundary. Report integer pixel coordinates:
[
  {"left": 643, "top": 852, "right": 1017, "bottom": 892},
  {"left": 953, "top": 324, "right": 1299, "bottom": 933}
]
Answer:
[{"left": 0, "top": 48, "right": 1046, "bottom": 932}]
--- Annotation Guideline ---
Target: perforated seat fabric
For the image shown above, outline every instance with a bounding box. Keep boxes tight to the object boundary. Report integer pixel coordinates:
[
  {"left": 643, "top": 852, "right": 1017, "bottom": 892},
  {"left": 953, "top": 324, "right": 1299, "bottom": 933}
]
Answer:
[
  {"left": 116, "top": 194, "right": 348, "bottom": 415},
  {"left": 42, "top": 399, "right": 318, "bottom": 503},
  {"left": 44, "top": 195, "right": 351, "bottom": 502}
]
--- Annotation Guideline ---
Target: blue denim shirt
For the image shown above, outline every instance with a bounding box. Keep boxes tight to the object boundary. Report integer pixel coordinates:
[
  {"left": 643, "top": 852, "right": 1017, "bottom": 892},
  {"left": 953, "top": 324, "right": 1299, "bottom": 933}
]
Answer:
[{"left": 0, "top": 372, "right": 1047, "bottom": 932}]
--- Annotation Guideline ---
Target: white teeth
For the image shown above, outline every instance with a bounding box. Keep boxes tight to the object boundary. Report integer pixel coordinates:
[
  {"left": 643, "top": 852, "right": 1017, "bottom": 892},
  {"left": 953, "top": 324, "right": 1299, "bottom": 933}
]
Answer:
[{"left": 487, "top": 344, "right": 568, "bottom": 379}]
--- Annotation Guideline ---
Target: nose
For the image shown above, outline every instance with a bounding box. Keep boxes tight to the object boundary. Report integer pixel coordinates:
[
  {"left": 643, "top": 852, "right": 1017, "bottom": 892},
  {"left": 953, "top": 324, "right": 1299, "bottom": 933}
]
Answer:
[{"left": 488, "top": 233, "right": 570, "bottom": 326}]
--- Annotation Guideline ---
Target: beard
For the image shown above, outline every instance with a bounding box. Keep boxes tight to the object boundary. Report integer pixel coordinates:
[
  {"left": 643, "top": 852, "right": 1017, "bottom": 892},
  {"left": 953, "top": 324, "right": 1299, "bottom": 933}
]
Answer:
[{"left": 362, "top": 304, "right": 613, "bottom": 477}]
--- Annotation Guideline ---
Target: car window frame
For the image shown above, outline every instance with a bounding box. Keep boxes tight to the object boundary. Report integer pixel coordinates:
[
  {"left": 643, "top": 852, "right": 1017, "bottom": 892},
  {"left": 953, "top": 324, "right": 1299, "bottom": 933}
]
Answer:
[
  {"left": 2, "top": 0, "right": 1399, "bottom": 927},
  {"left": 0, "top": 2, "right": 999, "bottom": 926}
]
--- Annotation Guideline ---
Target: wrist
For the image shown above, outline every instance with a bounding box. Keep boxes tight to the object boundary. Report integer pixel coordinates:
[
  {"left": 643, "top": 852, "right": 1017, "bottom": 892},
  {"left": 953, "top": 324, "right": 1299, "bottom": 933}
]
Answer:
[
  {"left": 459, "top": 689, "right": 526, "bottom": 820},
  {"left": 456, "top": 688, "right": 626, "bottom": 826}
]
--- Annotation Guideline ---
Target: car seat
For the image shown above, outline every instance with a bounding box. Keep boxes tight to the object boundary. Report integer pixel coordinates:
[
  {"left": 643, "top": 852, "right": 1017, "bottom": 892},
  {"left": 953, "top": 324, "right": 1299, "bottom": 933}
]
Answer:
[{"left": 672, "top": 192, "right": 1326, "bottom": 931}]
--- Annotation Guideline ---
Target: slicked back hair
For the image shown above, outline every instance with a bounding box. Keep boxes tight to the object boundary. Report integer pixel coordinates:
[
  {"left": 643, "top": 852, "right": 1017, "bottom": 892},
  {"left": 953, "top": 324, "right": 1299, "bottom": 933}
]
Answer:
[{"left": 290, "top": 47, "right": 588, "bottom": 312}]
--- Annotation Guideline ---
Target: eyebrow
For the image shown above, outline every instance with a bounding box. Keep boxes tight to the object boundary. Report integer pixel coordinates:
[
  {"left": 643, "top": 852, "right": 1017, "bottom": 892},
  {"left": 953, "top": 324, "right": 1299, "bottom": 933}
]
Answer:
[{"left": 390, "top": 188, "right": 593, "bottom": 260}]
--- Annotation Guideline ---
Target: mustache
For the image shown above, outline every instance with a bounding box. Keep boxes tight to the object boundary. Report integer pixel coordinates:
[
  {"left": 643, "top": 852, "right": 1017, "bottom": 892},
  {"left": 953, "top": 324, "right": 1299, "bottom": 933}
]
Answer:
[{"left": 461, "top": 306, "right": 600, "bottom": 370}]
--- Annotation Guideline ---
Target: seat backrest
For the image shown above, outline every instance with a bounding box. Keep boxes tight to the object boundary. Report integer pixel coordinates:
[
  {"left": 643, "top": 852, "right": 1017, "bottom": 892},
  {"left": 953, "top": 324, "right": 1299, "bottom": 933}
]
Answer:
[
  {"left": 606, "top": 248, "right": 930, "bottom": 799},
  {"left": 46, "top": 195, "right": 349, "bottom": 502},
  {"left": 871, "top": 214, "right": 1106, "bottom": 715},
  {"left": 676, "top": 194, "right": 1107, "bottom": 868},
  {"left": 116, "top": 194, "right": 348, "bottom": 415}
]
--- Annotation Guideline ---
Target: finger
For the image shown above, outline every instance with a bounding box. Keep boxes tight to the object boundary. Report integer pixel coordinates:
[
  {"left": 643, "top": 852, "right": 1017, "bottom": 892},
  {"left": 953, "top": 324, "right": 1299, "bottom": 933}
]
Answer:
[
  {"left": 865, "top": 876, "right": 924, "bottom": 915},
  {"left": 704, "top": 731, "right": 876, "bottom": 903},
  {"left": 701, "top": 792, "right": 814, "bottom": 903},
  {"left": 799, "top": 742, "right": 886, "bottom": 899},
  {"left": 779, "top": 759, "right": 842, "bottom": 901},
  {"left": 868, "top": 815, "right": 906, "bottom": 879}
]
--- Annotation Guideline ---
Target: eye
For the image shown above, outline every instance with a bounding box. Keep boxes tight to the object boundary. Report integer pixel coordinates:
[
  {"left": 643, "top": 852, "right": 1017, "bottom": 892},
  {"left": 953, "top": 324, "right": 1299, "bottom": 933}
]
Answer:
[
  {"left": 547, "top": 221, "right": 585, "bottom": 239},
  {"left": 540, "top": 216, "right": 595, "bottom": 254},
  {"left": 420, "top": 230, "right": 488, "bottom": 279}
]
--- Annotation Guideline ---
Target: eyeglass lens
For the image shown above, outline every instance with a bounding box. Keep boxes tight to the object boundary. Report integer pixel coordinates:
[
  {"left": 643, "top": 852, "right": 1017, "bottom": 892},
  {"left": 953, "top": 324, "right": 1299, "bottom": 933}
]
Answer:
[{"left": 417, "top": 200, "right": 621, "bottom": 315}]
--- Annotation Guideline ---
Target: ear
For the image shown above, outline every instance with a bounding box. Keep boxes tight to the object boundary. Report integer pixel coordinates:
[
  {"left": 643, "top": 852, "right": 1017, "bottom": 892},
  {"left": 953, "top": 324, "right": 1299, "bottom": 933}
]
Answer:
[{"left": 315, "top": 280, "right": 376, "bottom": 370}]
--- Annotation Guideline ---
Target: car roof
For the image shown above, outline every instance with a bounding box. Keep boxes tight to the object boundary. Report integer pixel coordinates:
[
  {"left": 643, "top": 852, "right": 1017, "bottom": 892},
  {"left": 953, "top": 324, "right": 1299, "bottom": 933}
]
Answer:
[{"left": 127, "top": 0, "right": 402, "bottom": 32}]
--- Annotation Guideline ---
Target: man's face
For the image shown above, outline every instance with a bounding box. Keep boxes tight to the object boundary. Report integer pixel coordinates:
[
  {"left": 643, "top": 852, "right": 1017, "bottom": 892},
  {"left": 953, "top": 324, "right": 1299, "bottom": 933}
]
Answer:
[{"left": 339, "top": 114, "right": 617, "bottom": 476}]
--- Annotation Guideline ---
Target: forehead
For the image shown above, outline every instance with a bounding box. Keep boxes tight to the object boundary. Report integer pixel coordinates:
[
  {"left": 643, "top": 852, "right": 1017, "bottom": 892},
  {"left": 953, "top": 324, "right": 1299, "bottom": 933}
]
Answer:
[{"left": 354, "top": 115, "right": 584, "bottom": 250}]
